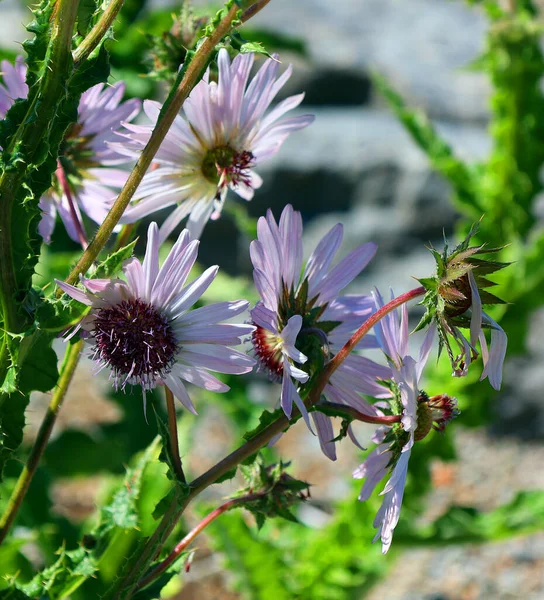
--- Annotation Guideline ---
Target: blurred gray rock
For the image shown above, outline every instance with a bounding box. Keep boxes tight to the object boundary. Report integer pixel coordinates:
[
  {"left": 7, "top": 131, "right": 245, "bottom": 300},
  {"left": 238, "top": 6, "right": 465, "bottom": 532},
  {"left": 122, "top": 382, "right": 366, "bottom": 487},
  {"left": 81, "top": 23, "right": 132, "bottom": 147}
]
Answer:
[{"left": 246, "top": 0, "right": 491, "bottom": 120}]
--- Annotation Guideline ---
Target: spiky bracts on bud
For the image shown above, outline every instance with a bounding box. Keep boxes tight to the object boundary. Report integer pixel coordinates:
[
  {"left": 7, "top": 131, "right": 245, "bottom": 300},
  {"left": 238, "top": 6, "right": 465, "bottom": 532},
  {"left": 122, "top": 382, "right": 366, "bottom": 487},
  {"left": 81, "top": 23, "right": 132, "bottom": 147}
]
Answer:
[
  {"left": 145, "top": 2, "right": 207, "bottom": 85},
  {"left": 416, "top": 223, "right": 509, "bottom": 388},
  {"left": 234, "top": 456, "right": 310, "bottom": 528}
]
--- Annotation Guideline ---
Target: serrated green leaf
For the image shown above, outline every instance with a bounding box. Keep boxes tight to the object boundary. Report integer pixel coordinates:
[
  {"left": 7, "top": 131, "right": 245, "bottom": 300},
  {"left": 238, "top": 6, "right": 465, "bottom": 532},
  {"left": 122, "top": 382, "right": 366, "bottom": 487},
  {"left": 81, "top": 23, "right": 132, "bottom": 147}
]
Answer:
[{"left": 94, "top": 240, "right": 138, "bottom": 279}]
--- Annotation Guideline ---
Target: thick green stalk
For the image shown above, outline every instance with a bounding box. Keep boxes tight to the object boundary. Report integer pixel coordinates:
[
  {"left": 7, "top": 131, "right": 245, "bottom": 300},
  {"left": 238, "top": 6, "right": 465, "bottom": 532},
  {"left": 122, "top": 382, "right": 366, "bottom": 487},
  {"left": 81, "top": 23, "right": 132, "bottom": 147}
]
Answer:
[
  {"left": 0, "top": 0, "right": 79, "bottom": 380},
  {"left": 61, "top": 2, "right": 241, "bottom": 290},
  {"left": 0, "top": 339, "right": 83, "bottom": 543},
  {"left": 114, "top": 286, "right": 426, "bottom": 599}
]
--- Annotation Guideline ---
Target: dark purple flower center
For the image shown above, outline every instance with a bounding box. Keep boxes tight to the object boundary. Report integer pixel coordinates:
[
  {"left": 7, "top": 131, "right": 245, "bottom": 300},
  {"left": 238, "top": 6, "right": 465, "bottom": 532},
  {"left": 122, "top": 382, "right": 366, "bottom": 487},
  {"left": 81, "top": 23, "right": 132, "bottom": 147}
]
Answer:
[
  {"left": 201, "top": 145, "right": 255, "bottom": 192},
  {"left": 92, "top": 298, "right": 178, "bottom": 390}
]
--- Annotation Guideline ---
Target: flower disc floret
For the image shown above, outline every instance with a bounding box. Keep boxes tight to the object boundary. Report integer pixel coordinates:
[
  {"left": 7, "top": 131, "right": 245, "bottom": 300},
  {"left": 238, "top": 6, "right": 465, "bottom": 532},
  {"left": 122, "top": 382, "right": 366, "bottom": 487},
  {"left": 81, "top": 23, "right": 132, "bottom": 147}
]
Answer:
[{"left": 92, "top": 298, "right": 179, "bottom": 390}]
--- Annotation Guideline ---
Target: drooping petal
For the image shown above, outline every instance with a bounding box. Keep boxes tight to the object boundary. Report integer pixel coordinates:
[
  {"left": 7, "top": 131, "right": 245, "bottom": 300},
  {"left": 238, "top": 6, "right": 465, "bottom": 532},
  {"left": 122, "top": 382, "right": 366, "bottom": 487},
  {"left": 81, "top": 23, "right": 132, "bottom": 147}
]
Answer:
[{"left": 312, "top": 411, "right": 337, "bottom": 461}]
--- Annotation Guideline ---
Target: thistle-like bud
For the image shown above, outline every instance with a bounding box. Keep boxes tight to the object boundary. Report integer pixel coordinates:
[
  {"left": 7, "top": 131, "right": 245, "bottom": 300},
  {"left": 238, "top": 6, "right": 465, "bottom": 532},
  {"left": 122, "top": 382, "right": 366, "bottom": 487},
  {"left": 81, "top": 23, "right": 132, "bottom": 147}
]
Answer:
[
  {"left": 416, "top": 223, "right": 509, "bottom": 389},
  {"left": 233, "top": 456, "right": 310, "bottom": 528},
  {"left": 145, "top": 2, "right": 208, "bottom": 85}
]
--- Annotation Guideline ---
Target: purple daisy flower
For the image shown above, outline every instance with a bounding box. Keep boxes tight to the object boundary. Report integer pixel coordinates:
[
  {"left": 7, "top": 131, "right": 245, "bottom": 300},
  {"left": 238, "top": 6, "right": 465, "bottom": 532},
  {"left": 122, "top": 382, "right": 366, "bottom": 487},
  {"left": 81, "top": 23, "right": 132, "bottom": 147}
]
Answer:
[
  {"left": 353, "top": 290, "right": 457, "bottom": 553},
  {"left": 0, "top": 56, "right": 140, "bottom": 244},
  {"left": 249, "top": 204, "right": 379, "bottom": 459},
  {"left": 114, "top": 49, "right": 314, "bottom": 241},
  {"left": 40, "top": 82, "right": 141, "bottom": 244},
  {"left": 56, "top": 222, "right": 255, "bottom": 415}
]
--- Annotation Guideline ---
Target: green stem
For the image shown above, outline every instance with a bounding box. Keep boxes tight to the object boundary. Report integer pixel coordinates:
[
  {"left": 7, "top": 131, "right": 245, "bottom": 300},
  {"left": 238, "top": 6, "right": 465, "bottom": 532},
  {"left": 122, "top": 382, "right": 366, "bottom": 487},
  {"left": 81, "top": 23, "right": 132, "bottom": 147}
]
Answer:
[
  {"left": 61, "top": 2, "right": 241, "bottom": 292},
  {"left": 0, "top": 339, "right": 83, "bottom": 544},
  {"left": 113, "top": 286, "right": 426, "bottom": 598},
  {"left": 73, "top": 0, "right": 125, "bottom": 64},
  {"left": 165, "top": 386, "right": 186, "bottom": 484}
]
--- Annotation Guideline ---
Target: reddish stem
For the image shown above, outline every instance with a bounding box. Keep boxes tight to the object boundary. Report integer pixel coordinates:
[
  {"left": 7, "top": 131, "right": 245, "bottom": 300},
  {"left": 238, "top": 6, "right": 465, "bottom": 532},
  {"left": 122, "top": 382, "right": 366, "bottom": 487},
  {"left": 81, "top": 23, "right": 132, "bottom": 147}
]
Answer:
[
  {"left": 317, "top": 402, "right": 401, "bottom": 425},
  {"left": 332, "top": 286, "right": 425, "bottom": 375},
  {"left": 137, "top": 493, "right": 263, "bottom": 590},
  {"left": 56, "top": 160, "right": 88, "bottom": 249}
]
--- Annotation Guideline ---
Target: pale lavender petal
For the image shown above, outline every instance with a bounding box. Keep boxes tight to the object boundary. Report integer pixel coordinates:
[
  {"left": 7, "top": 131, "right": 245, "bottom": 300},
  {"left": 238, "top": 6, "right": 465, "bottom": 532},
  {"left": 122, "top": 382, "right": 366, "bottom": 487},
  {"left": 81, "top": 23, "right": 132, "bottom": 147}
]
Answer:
[
  {"left": 292, "top": 386, "right": 314, "bottom": 434},
  {"left": 180, "top": 344, "right": 255, "bottom": 374},
  {"left": 281, "top": 314, "right": 303, "bottom": 347},
  {"left": 176, "top": 323, "right": 253, "bottom": 346},
  {"left": 373, "top": 450, "right": 410, "bottom": 554},
  {"left": 55, "top": 280, "right": 92, "bottom": 305},
  {"left": 123, "top": 257, "right": 145, "bottom": 299},
  {"left": 178, "top": 300, "right": 250, "bottom": 326},
  {"left": 312, "top": 411, "right": 337, "bottom": 461},
  {"left": 281, "top": 370, "right": 296, "bottom": 418},
  {"left": 152, "top": 234, "right": 196, "bottom": 306},
  {"left": 416, "top": 322, "right": 436, "bottom": 381},
  {"left": 158, "top": 202, "right": 197, "bottom": 243},
  {"left": 142, "top": 222, "right": 160, "bottom": 301},
  {"left": 304, "top": 223, "right": 344, "bottom": 298},
  {"left": 480, "top": 313, "right": 507, "bottom": 390},
  {"left": 38, "top": 195, "right": 57, "bottom": 243},
  {"left": 175, "top": 364, "right": 229, "bottom": 392},
  {"left": 468, "top": 270, "right": 483, "bottom": 347},
  {"left": 313, "top": 243, "right": 377, "bottom": 304},
  {"left": 281, "top": 315, "right": 307, "bottom": 364},
  {"left": 253, "top": 267, "right": 278, "bottom": 313},
  {"left": 81, "top": 277, "right": 114, "bottom": 293},
  {"left": 285, "top": 360, "right": 309, "bottom": 383},
  {"left": 250, "top": 303, "right": 279, "bottom": 334},
  {"left": 167, "top": 265, "right": 218, "bottom": 316},
  {"left": 164, "top": 373, "right": 198, "bottom": 415},
  {"left": 186, "top": 199, "right": 215, "bottom": 241},
  {"left": 278, "top": 204, "right": 303, "bottom": 289},
  {"left": 354, "top": 445, "right": 391, "bottom": 501}
]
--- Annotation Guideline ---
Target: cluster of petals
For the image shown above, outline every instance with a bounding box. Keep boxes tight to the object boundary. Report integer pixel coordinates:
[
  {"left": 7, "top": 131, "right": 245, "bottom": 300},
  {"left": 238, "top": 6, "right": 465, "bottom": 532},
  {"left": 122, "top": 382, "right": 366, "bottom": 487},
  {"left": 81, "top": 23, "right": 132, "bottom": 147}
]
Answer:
[
  {"left": 0, "top": 56, "right": 139, "bottom": 243},
  {"left": 40, "top": 82, "right": 140, "bottom": 243},
  {"left": 353, "top": 291, "right": 435, "bottom": 553},
  {"left": 249, "top": 204, "right": 379, "bottom": 459},
  {"left": 0, "top": 56, "right": 27, "bottom": 118},
  {"left": 114, "top": 48, "right": 314, "bottom": 241},
  {"left": 56, "top": 222, "right": 255, "bottom": 414}
]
